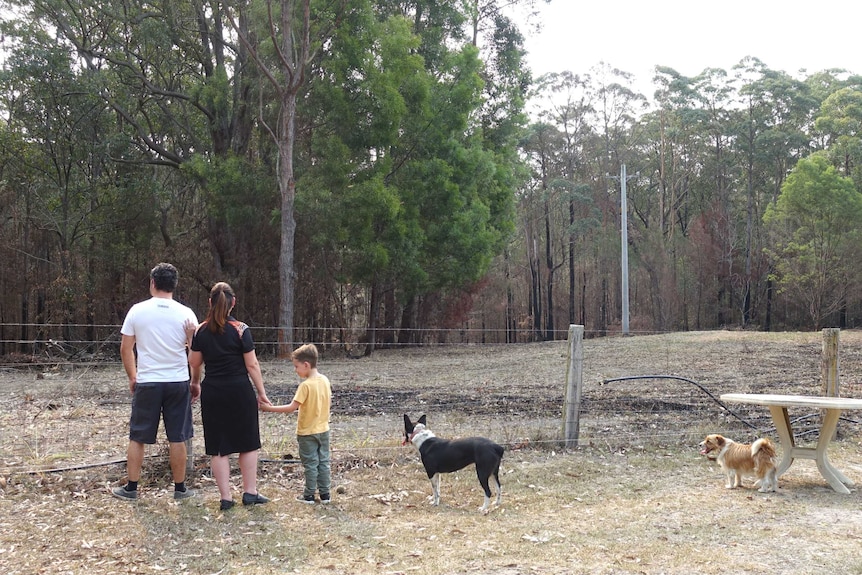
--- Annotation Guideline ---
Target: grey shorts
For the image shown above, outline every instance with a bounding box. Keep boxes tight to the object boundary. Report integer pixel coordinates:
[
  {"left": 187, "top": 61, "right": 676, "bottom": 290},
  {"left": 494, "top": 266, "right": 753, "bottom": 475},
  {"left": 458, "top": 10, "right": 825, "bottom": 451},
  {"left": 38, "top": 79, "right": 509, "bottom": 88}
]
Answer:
[{"left": 128, "top": 380, "right": 194, "bottom": 444}]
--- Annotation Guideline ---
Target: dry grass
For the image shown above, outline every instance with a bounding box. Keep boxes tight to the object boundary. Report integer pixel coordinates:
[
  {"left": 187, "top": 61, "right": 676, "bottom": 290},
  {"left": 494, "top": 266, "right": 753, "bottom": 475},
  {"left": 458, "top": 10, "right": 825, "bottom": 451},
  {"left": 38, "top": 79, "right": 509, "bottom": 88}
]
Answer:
[{"left": 3, "top": 330, "right": 862, "bottom": 574}]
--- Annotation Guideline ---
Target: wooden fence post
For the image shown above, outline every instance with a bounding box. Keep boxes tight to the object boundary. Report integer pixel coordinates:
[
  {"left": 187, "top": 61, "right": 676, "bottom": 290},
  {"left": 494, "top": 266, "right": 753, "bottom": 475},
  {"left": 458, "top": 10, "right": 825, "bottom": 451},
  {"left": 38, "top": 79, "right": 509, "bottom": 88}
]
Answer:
[
  {"left": 821, "top": 328, "right": 840, "bottom": 439},
  {"left": 821, "top": 328, "right": 840, "bottom": 397},
  {"left": 562, "top": 325, "right": 584, "bottom": 449}
]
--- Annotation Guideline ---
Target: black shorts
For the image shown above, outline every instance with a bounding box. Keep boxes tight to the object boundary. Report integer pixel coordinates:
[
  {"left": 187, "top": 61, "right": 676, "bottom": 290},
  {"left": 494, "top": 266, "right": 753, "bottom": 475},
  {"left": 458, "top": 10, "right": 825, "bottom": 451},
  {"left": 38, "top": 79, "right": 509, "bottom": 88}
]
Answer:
[{"left": 129, "top": 380, "right": 194, "bottom": 444}]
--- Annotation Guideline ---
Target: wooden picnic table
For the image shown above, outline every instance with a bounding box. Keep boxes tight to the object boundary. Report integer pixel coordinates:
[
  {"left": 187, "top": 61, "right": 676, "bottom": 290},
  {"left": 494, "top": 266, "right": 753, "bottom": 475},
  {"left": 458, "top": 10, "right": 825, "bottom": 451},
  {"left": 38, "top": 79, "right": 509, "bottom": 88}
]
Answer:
[{"left": 720, "top": 393, "right": 862, "bottom": 494}]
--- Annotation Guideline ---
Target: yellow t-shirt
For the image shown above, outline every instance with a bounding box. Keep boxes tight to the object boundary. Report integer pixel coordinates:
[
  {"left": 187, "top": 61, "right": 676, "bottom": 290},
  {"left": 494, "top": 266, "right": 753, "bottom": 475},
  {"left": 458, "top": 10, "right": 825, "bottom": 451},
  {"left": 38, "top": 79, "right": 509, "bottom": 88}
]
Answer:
[{"left": 293, "top": 373, "right": 332, "bottom": 436}]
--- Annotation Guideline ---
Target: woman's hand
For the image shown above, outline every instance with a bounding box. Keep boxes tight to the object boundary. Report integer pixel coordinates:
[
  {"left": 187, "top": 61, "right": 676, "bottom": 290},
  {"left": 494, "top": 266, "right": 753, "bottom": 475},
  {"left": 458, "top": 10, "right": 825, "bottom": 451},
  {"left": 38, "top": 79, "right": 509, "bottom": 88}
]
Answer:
[
  {"left": 184, "top": 318, "right": 197, "bottom": 341},
  {"left": 258, "top": 393, "right": 273, "bottom": 410}
]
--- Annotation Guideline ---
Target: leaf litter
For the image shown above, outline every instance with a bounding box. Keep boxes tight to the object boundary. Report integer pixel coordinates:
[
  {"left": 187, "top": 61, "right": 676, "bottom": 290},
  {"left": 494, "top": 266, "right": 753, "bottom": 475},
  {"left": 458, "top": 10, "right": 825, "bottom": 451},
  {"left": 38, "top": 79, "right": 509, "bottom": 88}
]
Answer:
[{"left": 2, "top": 330, "right": 862, "bottom": 573}]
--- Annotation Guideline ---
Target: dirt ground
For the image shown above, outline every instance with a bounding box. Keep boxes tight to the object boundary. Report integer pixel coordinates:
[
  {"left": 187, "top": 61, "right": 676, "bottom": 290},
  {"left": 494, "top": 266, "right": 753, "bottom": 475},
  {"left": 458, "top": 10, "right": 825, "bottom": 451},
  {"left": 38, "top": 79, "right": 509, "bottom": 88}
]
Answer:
[{"left": 2, "top": 330, "right": 862, "bottom": 574}]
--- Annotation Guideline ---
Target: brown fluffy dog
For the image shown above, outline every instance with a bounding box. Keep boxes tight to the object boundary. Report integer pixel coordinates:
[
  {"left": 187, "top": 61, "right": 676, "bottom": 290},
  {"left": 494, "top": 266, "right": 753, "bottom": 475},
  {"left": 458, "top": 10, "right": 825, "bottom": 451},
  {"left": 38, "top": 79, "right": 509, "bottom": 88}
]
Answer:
[{"left": 699, "top": 434, "right": 778, "bottom": 492}]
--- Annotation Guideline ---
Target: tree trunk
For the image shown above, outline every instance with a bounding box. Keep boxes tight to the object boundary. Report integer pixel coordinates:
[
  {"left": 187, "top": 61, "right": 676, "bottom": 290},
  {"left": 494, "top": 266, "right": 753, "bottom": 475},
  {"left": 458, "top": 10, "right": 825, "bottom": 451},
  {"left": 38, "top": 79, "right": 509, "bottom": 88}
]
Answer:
[
  {"left": 382, "top": 287, "right": 397, "bottom": 347},
  {"left": 544, "top": 198, "right": 555, "bottom": 340},
  {"left": 364, "top": 281, "right": 380, "bottom": 357},
  {"left": 398, "top": 295, "right": 417, "bottom": 346},
  {"left": 504, "top": 247, "right": 515, "bottom": 343},
  {"left": 529, "top": 237, "right": 542, "bottom": 341},
  {"left": 278, "top": 90, "right": 298, "bottom": 357}
]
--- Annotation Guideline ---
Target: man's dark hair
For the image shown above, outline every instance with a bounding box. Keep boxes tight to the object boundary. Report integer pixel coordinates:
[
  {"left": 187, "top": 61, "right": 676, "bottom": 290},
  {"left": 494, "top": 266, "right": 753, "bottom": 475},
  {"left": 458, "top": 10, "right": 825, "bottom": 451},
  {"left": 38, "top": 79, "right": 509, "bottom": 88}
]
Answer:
[{"left": 150, "top": 262, "right": 179, "bottom": 293}]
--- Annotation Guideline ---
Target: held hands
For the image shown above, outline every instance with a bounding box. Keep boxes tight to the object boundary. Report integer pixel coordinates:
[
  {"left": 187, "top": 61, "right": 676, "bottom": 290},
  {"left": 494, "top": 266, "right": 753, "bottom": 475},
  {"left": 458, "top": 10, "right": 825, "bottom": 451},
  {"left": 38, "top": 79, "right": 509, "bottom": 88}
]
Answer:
[
  {"left": 260, "top": 399, "right": 299, "bottom": 414},
  {"left": 258, "top": 393, "right": 273, "bottom": 411}
]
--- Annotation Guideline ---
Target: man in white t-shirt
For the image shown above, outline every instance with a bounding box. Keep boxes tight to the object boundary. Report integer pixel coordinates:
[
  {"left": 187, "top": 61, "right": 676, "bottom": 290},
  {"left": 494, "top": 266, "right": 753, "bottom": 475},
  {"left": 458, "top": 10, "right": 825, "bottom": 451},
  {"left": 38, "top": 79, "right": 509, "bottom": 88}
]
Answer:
[{"left": 112, "top": 263, "right": 199, "bottom": 501}]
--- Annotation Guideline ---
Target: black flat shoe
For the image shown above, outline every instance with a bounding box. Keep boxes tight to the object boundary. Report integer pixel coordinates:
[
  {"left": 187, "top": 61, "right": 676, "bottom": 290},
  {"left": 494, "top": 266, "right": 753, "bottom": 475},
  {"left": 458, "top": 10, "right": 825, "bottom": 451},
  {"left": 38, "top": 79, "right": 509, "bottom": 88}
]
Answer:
[{"left": 242, "top": 492, "right": 270, "bottom": 506}]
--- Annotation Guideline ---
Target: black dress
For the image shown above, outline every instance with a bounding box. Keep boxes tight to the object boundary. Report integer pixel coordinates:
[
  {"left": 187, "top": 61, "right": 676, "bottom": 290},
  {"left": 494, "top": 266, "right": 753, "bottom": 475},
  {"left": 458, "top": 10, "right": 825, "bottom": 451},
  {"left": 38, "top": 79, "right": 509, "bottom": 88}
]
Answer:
[{"left": 191, "top": 318, "right": 262, "bottom": 456}]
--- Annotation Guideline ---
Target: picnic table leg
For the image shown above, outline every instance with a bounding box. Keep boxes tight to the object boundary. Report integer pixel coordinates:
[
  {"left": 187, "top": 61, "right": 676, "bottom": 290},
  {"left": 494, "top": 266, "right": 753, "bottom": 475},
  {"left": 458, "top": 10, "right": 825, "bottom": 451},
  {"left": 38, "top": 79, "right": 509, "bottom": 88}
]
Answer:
[
  {"left": 769, "top": 406, "right": 795, "bottom": 477},
  {"left": 815, "top": 409, "right": 853, "bottom": 494}
]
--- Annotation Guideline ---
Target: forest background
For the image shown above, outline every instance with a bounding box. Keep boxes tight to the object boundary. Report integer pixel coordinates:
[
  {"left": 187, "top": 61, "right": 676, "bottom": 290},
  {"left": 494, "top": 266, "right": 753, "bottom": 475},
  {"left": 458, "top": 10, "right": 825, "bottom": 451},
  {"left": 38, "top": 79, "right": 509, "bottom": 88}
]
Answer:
[{"left": 2, "top": 0, "right": 862, "bottom": 358}]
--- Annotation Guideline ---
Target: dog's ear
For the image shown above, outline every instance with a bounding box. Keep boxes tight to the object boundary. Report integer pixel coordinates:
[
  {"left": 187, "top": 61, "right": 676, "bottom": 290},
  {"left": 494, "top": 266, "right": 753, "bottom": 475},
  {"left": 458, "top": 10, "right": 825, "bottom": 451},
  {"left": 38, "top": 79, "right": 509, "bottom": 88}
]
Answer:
[
  {"left": 716, "top": 436, "right": 725, "bottom": 447},
  {"left": 404, "top": 414, "right": 414, "bottom": 433},
  {"left": 418, "top": 414, "right": 426, "bottom": 426}
]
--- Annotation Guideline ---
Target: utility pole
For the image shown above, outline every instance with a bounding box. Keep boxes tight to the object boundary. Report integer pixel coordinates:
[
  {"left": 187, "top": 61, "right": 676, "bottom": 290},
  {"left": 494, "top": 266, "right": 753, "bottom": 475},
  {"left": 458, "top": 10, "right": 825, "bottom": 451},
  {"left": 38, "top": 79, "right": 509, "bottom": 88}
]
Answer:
[{"left": 607, "top": 164, "right": 638, "bottom": 335}]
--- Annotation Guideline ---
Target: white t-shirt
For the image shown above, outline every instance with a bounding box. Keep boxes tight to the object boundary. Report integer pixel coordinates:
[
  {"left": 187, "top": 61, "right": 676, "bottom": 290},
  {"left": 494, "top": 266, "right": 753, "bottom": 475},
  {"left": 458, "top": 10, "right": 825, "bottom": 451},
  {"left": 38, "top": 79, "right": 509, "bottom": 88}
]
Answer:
[{"left": 121, "top": 297, "right": 198, "bottom": 383}]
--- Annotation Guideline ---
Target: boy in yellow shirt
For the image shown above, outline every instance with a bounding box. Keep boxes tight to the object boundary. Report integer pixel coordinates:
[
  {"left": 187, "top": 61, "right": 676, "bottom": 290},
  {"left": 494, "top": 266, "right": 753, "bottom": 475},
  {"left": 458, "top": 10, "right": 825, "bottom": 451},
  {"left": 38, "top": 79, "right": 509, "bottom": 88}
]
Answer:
[{"left": 262, "top": 344, "right": 332, "bottom": 504}]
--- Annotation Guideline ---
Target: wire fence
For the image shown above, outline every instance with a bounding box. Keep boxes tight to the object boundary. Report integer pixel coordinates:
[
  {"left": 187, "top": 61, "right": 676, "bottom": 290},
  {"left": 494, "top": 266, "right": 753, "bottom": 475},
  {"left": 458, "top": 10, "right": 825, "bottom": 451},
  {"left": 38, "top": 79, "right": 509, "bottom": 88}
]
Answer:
[
  {"left": 0, "top": 322, "right": 631, "bottom": 364},
  {"left": 3, "top": 330, "right": 862, "bottom": 476}
]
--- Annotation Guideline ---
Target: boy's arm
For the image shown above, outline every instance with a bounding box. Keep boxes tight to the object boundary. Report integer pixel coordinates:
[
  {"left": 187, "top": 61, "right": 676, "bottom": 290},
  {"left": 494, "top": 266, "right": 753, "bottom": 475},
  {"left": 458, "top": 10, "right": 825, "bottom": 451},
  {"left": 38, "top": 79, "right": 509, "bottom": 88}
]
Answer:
[{"left": 261, "top": 399, "right": 301, "bottom": 414}]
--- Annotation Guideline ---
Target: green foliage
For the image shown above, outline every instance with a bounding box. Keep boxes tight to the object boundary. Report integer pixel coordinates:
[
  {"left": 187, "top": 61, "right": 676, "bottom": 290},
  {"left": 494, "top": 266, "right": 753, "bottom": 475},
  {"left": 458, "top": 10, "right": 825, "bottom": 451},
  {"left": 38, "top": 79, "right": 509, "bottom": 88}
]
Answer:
[
  {"left": 815, "top": 87, "right": 862, "bottom": 186},
  {"left": 184, "top": 154, "right": 276, "bottom": 228},
  {"left": 18, "top": 0, "right": 862, "bottom": 338},
  {"left": 764, "top": 154, "right": 862, "bottom": 327},
  {"left": 765, "top": 155, "right": 862, "bottom": 235},
  {"left": 297, "top": 4, "right": 521, "bottom": 310}
]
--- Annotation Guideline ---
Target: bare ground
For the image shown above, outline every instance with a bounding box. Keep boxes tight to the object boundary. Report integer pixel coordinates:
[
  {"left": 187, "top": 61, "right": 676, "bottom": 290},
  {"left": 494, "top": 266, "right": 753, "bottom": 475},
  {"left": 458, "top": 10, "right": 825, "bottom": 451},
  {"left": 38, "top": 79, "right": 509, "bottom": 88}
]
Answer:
[{"left": 2, "top": 330, "right": 862, "bottom": 574}]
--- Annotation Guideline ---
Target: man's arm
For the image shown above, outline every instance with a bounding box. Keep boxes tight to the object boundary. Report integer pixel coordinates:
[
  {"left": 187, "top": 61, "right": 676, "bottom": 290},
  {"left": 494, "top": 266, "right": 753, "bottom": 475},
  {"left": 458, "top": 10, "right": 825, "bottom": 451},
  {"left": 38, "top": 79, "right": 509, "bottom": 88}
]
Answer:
[{"left": 120, "top": 334, "right": 137, "bottom": 394}]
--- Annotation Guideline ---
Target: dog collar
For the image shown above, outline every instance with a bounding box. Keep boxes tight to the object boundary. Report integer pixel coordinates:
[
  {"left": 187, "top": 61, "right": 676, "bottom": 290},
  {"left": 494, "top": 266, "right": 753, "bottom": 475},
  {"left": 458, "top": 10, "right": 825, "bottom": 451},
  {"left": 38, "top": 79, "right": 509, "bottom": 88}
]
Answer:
[
  {"left": 403, "top": 427, "right": 427, "bottom": 445},
  {"left": 403, "top": 430, "right": 418, "bottom": 445}
]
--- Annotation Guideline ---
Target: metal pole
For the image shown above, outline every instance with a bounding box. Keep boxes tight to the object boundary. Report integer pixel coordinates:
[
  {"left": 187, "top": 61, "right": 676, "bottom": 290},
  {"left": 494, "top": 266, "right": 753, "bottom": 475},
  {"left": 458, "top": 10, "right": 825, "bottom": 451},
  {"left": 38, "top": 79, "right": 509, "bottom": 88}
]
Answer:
[
  {"left": 620, "top": 164, "right": 629, "bottom": 335},
  {"left": 607, "top": 164, "right": 637, "bottom": 335}
]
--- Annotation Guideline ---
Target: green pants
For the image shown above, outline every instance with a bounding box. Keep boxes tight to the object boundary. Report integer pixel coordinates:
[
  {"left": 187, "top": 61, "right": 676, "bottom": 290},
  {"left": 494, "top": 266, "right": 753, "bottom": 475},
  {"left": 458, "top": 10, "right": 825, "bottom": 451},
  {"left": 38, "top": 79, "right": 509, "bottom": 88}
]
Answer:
[{"left": 297, "top": 431, "right": 331, "bottom": 498}]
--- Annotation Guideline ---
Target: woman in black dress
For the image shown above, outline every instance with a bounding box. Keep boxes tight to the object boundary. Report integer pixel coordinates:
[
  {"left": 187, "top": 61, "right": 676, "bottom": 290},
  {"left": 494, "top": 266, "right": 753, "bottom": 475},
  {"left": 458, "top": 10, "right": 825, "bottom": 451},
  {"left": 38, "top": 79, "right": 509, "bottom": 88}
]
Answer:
[{"left": 189, "top": 282, "right": 271, "bottom": 510}]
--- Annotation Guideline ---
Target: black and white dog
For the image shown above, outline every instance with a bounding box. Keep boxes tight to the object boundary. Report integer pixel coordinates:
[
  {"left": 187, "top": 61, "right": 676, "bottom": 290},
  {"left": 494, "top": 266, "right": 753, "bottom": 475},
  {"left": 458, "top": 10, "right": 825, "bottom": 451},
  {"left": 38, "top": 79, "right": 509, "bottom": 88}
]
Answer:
[{"left": 403, "top": 414, "right": 504, "bottom": 512}]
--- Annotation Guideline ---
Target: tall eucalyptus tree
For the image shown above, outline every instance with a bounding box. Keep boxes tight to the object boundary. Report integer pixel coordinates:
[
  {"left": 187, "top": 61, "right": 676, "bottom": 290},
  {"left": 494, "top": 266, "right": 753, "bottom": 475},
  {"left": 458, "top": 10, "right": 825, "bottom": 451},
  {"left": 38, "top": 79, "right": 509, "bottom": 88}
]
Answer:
[
  {"left": 816, "top": 87, "right": 862, "bottom": 186},
  {"left": 1, "top": 0, "right": 273, "bottom": 307},
  {"left": 0, "top": 18, "right": 153, "bottom": 343},
  {"left": 734, "top": 58, "right": 817, "bottom": 327},
  {"left": 531, "top": 71, "right": 599, "bottom": 332}
]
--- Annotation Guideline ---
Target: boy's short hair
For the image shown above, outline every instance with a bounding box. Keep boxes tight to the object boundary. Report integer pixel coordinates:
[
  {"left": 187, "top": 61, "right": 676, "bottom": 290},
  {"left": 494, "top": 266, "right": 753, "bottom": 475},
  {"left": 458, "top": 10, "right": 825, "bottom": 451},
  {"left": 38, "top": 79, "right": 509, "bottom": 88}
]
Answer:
[
  {"left": 291, "top": 343, "right": 318, "bottom": 368},
  {"left": 150, "top": 262, "right": 179, "bottom": 293}
]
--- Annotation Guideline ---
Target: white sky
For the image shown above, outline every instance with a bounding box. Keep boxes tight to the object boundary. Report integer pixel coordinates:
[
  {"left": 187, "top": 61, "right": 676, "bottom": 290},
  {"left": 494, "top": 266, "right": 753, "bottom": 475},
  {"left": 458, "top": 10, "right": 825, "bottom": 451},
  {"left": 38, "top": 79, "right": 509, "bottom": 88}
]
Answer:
[{"left": 516, "top": 0, "right": 862, "bottom": 95}]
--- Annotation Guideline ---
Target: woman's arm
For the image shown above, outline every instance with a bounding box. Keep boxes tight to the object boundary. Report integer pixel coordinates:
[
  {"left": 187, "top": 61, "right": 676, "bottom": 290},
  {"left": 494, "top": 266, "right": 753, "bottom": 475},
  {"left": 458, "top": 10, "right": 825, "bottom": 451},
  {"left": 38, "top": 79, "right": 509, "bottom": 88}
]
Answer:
[
  {"left": 188, "top": 350, "right": 203, "bottom": 402},
  {"left": 244, "top": 349, "right": 271, "bottom": 407}
]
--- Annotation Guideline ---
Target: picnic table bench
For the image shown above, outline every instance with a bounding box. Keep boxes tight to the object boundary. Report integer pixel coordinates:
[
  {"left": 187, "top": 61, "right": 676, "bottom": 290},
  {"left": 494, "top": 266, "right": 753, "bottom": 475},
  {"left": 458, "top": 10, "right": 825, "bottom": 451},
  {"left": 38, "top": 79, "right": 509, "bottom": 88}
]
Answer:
[{"left": 720, "top": 393, "right": 862, "bottom": 494}]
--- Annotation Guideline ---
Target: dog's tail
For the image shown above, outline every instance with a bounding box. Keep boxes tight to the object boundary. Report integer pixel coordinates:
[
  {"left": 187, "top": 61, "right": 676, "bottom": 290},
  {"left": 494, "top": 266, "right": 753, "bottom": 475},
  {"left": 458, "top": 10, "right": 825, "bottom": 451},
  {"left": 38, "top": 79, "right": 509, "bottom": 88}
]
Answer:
[{"left": 751, "top": 438, "right": 777, "bottom": 459}]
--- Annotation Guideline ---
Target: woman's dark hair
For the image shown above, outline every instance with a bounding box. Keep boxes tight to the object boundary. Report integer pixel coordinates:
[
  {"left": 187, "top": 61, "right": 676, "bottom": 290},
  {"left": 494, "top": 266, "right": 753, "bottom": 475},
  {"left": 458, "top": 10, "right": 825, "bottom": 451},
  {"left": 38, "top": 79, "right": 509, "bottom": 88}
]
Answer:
[{"left": 206, "top": 282, "right": 235, "bottom": 334}]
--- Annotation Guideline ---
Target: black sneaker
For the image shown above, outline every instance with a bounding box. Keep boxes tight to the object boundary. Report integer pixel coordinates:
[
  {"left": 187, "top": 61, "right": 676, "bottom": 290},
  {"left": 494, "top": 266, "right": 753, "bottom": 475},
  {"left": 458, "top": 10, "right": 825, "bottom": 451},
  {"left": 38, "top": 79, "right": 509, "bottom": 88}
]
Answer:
[
  {"left": 295, "top": 494, "right": 315, "bottom": 505},
  {"left": 112, "top": 485, "right": 138, "bottom": 500},
  {"left": 242, "top": 492, "right": 270, "bottom": 506},
  {"left": 173, "top": 488, "right": 196, "bottom": 500},
  {"left": 220, "top": 499, "right": 235, "bottom": 511},
  {"left": 319, "top": 493, "right": 331, "bottom": 505}
]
